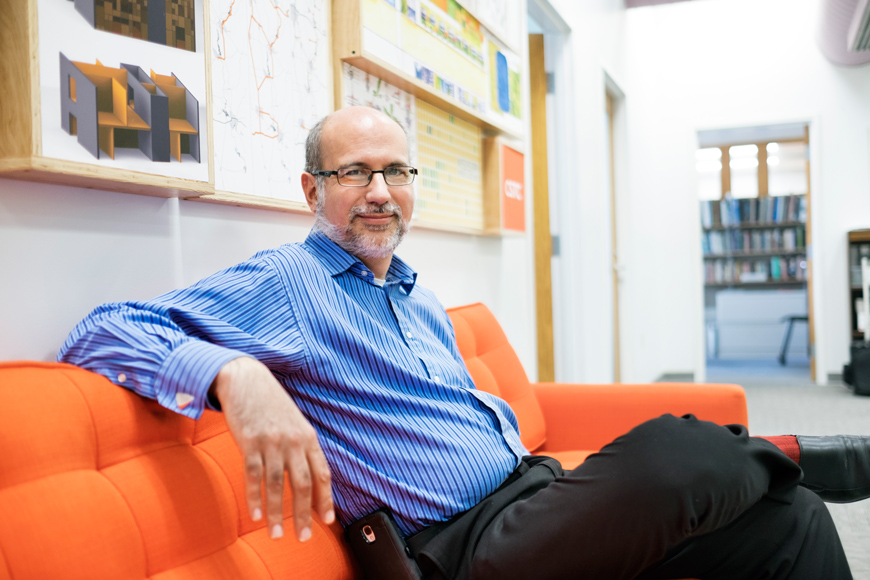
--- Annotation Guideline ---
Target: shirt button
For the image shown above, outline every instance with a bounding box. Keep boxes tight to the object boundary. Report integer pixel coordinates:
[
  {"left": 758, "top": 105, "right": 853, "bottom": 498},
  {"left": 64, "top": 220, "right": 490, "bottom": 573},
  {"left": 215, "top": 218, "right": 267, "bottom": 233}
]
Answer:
[
  {"left": 433, "top": 376, "right": 440, "bottom": 383},
  {"left": 406, "top": 331, "right": 413, "bottom": 338},
  {"left": 117, "top": 373, "right": 127, "bottom": 383}
]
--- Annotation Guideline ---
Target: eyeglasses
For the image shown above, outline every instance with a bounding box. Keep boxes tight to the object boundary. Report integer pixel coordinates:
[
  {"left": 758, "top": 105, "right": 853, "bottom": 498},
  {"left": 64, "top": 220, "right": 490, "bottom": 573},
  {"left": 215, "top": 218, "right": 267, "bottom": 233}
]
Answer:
[{"left": 312, "top": 166, "right": 418, "bottom": 187}]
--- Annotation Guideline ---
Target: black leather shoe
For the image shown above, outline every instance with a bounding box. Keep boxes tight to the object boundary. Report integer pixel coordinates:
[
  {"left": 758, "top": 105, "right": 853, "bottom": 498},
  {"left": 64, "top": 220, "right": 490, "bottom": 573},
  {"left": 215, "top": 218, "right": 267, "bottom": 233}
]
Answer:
[{"left": 797, "top": 435, "right": 870, "bottom": 503}]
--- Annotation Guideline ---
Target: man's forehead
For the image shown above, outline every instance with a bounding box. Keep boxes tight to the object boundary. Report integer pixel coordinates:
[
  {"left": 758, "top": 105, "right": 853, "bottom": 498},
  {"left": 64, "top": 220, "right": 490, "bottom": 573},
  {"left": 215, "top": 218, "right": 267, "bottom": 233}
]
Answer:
[{"left": 321, "top": 116, "right": 409, "bottom": 164}]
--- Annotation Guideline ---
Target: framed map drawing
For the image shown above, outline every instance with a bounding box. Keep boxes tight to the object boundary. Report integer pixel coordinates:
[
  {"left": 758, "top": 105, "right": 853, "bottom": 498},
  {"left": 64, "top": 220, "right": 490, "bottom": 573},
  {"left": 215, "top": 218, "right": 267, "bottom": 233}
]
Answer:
[{"left": 204, "top": 0, "right": 332, "bottom": 211}]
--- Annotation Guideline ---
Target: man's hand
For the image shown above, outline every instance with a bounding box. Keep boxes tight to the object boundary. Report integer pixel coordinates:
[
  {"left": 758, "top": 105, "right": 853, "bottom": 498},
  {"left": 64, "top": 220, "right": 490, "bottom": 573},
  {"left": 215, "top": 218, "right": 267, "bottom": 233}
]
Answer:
[{"left": 211, "top": 357, "right": 335, "bottom": 541}]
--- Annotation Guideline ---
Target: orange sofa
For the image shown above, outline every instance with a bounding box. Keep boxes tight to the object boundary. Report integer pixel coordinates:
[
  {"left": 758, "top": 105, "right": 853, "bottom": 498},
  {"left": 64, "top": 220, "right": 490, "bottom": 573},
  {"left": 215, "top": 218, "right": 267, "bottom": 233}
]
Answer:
[{"left": 0, "top": 303, "right": 746, "bottom": 579}]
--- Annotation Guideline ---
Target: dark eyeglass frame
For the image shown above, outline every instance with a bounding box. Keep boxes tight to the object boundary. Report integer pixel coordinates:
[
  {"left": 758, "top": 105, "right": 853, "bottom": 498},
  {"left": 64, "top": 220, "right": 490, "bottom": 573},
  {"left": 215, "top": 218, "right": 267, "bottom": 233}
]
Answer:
[{"left": 311, "top": 166, "right": 418, "bottom": 187}]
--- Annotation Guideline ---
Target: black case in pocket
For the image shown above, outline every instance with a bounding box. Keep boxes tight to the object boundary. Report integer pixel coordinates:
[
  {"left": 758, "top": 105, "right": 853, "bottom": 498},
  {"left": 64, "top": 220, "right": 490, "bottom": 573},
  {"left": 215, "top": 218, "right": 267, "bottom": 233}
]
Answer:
[{"left": 344, "top": 509, "right": 423, "bottom": 580}]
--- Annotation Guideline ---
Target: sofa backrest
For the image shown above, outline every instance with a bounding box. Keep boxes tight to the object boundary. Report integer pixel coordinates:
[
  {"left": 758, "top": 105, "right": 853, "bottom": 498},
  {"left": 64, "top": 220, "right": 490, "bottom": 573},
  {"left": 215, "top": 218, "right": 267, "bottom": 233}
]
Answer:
[
  {"left": 0, "top": 361, "right": 356, "bottom": 580},
  {"left": 446, "top": 303, "right": 548, "bottom": 452},
  {"left": 0, "top": 307, "right": 541, "bottom": 578}
]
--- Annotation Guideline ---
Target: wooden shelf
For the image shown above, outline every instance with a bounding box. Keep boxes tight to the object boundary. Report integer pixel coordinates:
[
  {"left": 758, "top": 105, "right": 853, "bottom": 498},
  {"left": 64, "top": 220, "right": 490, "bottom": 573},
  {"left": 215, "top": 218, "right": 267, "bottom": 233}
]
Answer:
[
  {"left": 703, "top": 221, "right": 805, "bottom": 231},
  {"left": 187, "top": 191, "right": 309, "bottom": 213},
  {"left": 703, "top": 250, "right": 806, "bottom": 259},
  {"left": 0, "top": 156, "right": 211, "bottom": 198},
  {"left": 848, "top": 229, "right": 870, "bottom": 243},
  {"left": 704, "top": 280, "right": 806, "bottom": 288}
]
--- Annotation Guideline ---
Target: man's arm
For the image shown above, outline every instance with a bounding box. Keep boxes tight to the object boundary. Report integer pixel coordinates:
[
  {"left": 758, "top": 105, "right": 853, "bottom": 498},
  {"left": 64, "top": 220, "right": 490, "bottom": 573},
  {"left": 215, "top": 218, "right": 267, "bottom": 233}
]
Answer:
[
  {"left": 211, "top": 357, "right": 334, "bottom": 540},
  {"left": 59, "top": 256, "right": 333, "bottom": 541}
]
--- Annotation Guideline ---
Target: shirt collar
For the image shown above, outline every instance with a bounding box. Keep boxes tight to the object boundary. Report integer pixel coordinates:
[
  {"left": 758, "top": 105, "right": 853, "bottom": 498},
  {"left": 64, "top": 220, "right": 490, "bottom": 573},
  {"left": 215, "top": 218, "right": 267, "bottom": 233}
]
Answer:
[{"left": 303, "top": 228, "right": 418, "bottom": 294}]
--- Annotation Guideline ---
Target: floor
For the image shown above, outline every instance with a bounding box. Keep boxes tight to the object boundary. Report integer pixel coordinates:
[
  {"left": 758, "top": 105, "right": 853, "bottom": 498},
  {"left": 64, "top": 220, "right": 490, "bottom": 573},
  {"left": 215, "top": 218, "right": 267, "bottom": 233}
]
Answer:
[{"left": 707, "top": 358, "right": 870, "bottom": 579}]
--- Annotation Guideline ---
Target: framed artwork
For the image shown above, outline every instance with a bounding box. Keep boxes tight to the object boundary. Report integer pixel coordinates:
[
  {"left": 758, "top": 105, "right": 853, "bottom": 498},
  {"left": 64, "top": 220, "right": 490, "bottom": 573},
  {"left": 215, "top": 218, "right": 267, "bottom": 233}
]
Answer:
[
  {"left": 207, "top": 0, "right": 331, "bottom": 210},
  {"left": 39, "top": 0, "right": 209, "bottom": 183}
]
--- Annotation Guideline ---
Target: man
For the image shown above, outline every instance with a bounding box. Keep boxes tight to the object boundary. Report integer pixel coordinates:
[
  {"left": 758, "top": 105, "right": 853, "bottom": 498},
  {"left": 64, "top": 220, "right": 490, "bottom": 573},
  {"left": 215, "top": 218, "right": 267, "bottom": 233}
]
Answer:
[{"left": 60, "top": 106, "right": 867, "bottom": 579}]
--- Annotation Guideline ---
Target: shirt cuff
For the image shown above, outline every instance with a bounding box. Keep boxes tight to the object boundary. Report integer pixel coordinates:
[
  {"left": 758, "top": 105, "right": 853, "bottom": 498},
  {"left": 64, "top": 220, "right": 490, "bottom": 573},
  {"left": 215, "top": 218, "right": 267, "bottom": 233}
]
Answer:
[{"left": 153, "top": 340, "right": 246, "bottom": 419}]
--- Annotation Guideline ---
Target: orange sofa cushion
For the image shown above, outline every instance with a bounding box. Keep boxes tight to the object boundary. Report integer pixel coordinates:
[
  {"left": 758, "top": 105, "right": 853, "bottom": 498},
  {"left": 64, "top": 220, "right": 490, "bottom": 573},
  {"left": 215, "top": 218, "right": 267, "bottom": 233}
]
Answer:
[
  {"left": 446, "top": 303, "right": 548, "bottom": 452},
  {"left": 0, "top": 361, "right": 356, "bottom": 580}
]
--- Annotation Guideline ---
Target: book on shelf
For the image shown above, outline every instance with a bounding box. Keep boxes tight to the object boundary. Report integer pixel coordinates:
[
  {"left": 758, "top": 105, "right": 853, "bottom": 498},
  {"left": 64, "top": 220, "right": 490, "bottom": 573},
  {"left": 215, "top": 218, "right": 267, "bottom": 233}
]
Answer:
[
  {"left": 740, "top": 271, "right": 767, "bottom": 283},
  {"left": 703, "top": 255, "right": 806, "bottom": 285},
  {"left": 702, "top": 226, "right": 806, "bottom": 256},
  {"left": 701, "top": 202, "right": 713, "bottom": 229},
  {"left": 700, "top": 194, "right": 806, "bottom": 229},
  {"left": 770, "top": 256, "right": 782, "bottom": 280}
]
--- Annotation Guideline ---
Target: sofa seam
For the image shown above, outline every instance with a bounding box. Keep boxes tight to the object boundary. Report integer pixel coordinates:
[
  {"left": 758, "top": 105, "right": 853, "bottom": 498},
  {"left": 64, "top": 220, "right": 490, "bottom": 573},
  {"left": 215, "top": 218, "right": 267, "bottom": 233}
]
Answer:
[
  {"left": 238, "top": 535, "right": 276, "bottom": 580},
  {"left": 0, "top": 542, "right": 13, "bottom": 580},
  {"left": 191, "top": 423, "right": 230, "bottom": 446},
  {"left": 59, "top": 365, "right": 198, "bottom": 470},
  {"left": 0, "top": 369, "right": 101, "bottom": 492},
  {"left": 96, "top": 469, "right": 151, "bottom": 576},
  {"left": 57, "top": 367, "right": 150, "bottom": 575},
  {"left": 96, "top": 442, "right": 187, "bottom": 471},
  {"left": 56, "top": 368, "right": 101, "bottom": 471},
  {"left": 322, "top": 520, "right": 356, "bottom": 580},
  {"left": 189, "top": 441, "right": 243, "bottom": 539},
  {"left": 102, "top": 443, "right": 242, "bottom": 577},
  {"left": 145, "top": 536, "right": 267, "bottom": 578}
]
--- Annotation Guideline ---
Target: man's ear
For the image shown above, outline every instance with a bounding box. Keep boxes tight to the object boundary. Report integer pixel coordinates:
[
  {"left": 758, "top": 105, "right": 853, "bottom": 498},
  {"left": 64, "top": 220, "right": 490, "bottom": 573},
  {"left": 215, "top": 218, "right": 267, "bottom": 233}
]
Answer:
[{"left": 301, "top": 172, "right": 318, "bottom": 213}]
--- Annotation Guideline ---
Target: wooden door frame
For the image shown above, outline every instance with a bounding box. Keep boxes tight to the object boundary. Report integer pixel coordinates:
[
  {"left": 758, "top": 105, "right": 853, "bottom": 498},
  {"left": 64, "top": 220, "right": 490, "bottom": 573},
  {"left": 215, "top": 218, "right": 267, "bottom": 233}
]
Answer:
[
  {"left": 705, "top": 133, "right": 815, "bottom": 380},
  {"left": 529, "top": 33, "right": 554, "bottom": 382}
]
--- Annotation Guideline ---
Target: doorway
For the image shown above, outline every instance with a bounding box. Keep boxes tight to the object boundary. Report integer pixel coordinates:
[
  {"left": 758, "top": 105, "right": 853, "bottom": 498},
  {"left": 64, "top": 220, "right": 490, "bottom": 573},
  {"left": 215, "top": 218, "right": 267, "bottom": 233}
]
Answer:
[{"left": 697, "top": 123, "right": 815, "bottom": 383}]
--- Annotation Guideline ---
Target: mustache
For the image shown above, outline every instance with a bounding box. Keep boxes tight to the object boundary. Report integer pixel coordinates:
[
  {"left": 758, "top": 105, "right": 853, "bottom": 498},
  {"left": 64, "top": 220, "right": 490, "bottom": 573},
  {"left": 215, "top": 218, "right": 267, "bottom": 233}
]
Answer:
[{"left": 349, "top": 202, "right": 403, "bottom": 219}]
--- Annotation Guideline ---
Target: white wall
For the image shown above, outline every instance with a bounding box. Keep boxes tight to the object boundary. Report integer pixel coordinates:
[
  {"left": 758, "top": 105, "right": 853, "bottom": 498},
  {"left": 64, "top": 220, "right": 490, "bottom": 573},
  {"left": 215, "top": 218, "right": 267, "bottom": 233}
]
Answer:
[
  {"left": 0, "top": 178, "right": 537, "bottom": 376},
  {"left": 618, "top": 0, "right": 870, "bottom": 382},
  {"left": 544, "top": 0, "right": 628, "bottom": 384}
]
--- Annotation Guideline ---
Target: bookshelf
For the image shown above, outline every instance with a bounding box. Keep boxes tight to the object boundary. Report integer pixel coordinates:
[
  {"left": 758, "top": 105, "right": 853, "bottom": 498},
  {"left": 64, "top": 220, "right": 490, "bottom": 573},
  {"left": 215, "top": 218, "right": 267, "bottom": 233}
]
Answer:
[
  {"left": 700, "top": 195, "right": 807, "bottom": 286},
  {"left": 848, "top": 229, "right": 870, "bottom": 340}
]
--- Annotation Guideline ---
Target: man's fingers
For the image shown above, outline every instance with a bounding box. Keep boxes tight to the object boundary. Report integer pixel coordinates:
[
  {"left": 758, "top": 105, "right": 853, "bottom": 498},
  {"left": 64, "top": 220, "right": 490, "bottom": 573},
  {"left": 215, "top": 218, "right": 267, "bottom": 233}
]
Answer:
[
  {"left": 309, "top": 446, "right": 335, "bottom": 525},
  {"left": 263, "top": 446, "right": 287, "bottom": 539},
  {"left": 287, "top": 439, "right": 314, "bottom": 542},
  {"left": 244, "top": 452, "right": 265, "bottom": 523}
]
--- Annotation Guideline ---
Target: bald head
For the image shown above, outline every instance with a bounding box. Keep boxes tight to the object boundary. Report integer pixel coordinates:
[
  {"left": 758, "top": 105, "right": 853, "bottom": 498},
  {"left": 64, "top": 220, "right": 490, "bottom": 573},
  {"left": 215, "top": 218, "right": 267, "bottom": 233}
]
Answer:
[{"left": 304, "top": 106, "right": 409, "bottom": 175}]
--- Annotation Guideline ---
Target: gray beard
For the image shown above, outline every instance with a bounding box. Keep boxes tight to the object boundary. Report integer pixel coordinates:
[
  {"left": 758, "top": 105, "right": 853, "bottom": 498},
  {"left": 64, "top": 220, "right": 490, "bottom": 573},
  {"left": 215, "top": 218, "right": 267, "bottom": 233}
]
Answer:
[{"left": 313, "top": 183, "right": 411, "bottom": 260}]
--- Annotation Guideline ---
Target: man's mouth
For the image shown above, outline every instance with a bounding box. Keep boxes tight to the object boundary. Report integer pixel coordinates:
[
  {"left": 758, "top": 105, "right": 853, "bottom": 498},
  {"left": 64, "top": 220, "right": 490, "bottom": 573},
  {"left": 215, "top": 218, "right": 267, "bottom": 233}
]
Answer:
[
  {"left": 355, "top": 213, "right": 396, "bottom": 225},
  {"left": 349, "top": 204, "right": 401, "bottom": 229}
]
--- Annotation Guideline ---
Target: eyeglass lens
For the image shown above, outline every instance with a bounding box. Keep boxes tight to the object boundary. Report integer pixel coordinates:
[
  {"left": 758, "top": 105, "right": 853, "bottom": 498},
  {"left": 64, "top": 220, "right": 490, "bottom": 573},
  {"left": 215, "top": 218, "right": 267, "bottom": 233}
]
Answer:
[{"left": 337, "top": 166, "right": 415, "bottom": 186}]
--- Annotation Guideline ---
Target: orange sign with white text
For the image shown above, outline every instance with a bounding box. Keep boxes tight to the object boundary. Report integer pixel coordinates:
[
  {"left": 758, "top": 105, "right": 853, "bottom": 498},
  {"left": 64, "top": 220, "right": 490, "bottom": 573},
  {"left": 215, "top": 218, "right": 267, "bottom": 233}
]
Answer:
[{"left": 501, "top": 145, "right": 525, "bottom": 232}]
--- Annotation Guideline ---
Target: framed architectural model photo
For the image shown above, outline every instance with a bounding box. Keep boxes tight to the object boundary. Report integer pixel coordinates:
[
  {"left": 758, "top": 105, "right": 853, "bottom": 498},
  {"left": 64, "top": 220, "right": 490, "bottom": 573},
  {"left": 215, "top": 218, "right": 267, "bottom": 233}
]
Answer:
[{"left": 0, "top": 0, "right": 211, "bottom": 195}]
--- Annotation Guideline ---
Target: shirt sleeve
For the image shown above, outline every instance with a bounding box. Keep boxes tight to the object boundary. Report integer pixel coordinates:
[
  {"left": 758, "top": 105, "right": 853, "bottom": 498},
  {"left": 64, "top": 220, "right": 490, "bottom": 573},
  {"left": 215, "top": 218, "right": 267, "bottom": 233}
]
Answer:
[{"left": 57, "top": 255, "right": 308, "bottom": 419}]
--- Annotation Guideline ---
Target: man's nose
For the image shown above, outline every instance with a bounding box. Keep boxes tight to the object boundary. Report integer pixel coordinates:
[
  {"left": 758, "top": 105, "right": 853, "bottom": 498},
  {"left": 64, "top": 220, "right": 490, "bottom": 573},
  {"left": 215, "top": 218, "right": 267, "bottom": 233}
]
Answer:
[{"left": 365, "top": 173, "right": 392, "bottom": 205}]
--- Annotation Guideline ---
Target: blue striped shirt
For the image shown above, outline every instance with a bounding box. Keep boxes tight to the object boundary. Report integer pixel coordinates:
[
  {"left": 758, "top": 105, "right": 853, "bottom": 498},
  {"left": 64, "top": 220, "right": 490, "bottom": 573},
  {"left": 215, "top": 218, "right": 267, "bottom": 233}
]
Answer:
[{"left": 58, "top": 229, "right": 527, "bottom": 534}]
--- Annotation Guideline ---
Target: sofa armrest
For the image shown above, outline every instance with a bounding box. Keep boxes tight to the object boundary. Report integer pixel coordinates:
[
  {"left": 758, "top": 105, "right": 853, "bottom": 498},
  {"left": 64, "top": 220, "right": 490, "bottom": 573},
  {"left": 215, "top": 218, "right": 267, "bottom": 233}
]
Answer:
[{"left": 533, "top": 382, "right": 748, "bottom": 454}]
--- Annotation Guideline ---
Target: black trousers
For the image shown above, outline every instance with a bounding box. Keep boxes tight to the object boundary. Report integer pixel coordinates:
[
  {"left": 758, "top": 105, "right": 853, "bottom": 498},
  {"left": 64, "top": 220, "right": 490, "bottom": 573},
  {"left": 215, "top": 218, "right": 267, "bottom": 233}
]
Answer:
[{"left": 415, "top": 414, "right": 851, "bottom": 580}]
